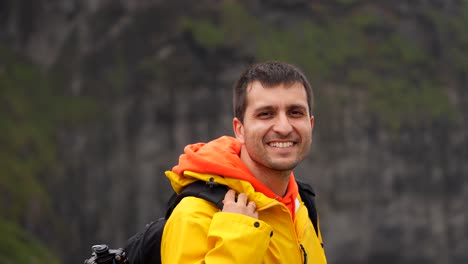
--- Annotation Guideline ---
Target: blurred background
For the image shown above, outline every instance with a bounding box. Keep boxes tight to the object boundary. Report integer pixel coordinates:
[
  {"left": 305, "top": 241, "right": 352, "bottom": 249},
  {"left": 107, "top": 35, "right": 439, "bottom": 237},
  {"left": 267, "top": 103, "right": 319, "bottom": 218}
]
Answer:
[{"left": 1, "top": 0, "right": 467, "bottom": 263}]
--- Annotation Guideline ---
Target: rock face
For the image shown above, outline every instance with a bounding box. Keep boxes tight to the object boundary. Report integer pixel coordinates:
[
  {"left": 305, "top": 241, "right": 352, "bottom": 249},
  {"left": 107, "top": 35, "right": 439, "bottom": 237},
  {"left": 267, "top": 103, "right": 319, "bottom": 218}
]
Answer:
[{"left": 2, "top": 0, "right": 467, "bottom": 263}]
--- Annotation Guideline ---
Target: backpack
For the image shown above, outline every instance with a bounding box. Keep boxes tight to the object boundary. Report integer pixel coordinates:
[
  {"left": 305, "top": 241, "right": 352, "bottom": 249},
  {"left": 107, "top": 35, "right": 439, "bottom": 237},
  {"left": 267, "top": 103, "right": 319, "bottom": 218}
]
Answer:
[
  {"left": 124, "top": 180, "right": 228, "bottom": 264},
  {"left": 85, "top": 180, "right": 319, "bottom": 264}
]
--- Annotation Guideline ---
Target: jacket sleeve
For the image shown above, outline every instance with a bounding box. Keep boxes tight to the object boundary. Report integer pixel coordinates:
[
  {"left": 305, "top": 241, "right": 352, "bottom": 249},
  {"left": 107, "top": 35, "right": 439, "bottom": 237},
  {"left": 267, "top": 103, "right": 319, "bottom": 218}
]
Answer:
[{"left": 161, "top": 196, "right": 273, "bottom": 264}]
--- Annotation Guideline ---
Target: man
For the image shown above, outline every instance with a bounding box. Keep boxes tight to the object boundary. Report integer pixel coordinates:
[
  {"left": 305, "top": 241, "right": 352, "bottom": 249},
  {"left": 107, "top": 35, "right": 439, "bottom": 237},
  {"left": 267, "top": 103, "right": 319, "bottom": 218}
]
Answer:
[{"left": 161, "top": 61, "right": 326, "bottom": 263}]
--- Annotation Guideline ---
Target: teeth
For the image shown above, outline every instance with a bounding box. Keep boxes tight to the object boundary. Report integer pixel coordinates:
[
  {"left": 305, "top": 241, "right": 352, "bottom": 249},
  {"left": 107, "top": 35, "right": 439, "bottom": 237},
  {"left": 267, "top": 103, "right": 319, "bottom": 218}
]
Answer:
[{"left": 270, "top": 142, "right": 294, "bottom": 148}]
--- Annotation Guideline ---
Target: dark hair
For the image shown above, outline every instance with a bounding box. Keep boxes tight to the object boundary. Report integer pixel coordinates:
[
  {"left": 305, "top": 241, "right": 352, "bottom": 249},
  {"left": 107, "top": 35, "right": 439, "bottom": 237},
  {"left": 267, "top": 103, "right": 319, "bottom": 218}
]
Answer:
[{"left": 233, "top": 61, "right": 314, "bottom": 122}]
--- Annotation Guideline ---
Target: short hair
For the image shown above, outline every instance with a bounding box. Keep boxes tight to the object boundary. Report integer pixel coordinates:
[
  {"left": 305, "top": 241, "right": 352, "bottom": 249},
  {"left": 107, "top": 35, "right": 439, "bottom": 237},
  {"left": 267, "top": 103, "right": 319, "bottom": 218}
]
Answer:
[{"left": 233, "top": 61, "right": 314, "bottom": 122}]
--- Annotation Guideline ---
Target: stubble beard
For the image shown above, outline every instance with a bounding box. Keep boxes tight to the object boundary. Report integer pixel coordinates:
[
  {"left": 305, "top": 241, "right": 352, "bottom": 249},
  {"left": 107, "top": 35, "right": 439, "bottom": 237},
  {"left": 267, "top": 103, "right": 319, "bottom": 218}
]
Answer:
[{"left": 246, "top": 138, "right": 312, "bottom": 173}]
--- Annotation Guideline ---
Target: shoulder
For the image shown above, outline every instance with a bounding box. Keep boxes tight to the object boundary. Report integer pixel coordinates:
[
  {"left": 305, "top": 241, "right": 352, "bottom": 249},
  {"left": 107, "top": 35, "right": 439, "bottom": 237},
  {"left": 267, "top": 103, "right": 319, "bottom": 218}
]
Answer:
[{"left": 169, "top": 196, "right": 220, "bottom": 221}]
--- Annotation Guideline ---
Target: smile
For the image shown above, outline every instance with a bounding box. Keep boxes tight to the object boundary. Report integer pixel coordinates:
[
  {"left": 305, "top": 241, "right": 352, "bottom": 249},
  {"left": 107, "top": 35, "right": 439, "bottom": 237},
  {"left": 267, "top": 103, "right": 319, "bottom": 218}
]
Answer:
[{"left": 269, "top": 142, "right": 294, "bottom": 148}]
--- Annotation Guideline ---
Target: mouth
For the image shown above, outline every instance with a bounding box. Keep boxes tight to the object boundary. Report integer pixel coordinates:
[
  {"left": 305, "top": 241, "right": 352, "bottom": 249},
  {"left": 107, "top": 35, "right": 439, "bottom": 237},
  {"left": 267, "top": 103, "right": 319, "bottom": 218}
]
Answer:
[{"left": 268, "top": 141, "right": 295, "bottom": 148}]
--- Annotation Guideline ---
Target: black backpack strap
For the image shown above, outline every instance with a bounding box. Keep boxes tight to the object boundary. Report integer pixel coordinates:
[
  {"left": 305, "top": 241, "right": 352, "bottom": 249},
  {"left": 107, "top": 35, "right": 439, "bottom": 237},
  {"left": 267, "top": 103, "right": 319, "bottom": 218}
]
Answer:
[
  {"left": 296, "top": 180, "right": 319, "bottom": 238},
  {"left": 165, "top": 180, "right": 228, "bottom": 218}
]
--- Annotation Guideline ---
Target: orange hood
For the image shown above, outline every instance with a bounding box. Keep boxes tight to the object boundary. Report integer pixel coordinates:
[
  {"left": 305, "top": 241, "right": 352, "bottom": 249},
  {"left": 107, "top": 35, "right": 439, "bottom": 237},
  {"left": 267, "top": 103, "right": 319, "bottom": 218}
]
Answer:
[
  {"left": 172, "top": 136, "right": 252, "bottom": 182},
  {"left": 169, "top": 136, "right": 298, "bottom": 209}
]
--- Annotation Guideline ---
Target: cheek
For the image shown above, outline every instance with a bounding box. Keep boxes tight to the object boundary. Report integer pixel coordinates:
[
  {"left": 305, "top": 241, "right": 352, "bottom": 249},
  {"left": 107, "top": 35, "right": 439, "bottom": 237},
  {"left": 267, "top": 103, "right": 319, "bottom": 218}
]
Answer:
[
  {"left": 241, "top": 128, "right": 261, "bottom": 144},
  {"left": 244, "top": 123, "right": 269, "bottom": 138},
  {"left": 296, "top": 120, "right": 313, "bottom": 132}
]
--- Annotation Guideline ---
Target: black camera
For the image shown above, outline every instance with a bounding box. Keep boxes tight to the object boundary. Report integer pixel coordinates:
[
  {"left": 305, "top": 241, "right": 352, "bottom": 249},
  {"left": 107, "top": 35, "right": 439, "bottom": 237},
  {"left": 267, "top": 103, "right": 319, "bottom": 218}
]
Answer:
[{"left": 84, "top": 244, "right": 128, "bottom": 264}]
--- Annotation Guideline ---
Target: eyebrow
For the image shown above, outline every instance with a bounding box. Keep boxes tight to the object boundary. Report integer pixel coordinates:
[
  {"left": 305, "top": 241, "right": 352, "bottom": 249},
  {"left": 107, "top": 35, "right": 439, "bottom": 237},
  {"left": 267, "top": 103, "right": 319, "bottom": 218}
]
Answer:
[
  {"left": 288, "top": 104, "right": 308, "bottom": 111},
  {"left": 253, "top": 104, "right": 308, "bottom": 113},
  {"left": 253, "top": 105, "right": 275, "bottom": 113}
]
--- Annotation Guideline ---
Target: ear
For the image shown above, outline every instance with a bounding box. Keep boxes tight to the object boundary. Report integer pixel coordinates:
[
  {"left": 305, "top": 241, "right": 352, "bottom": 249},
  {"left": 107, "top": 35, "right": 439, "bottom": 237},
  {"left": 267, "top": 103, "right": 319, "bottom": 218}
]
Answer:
[
  {"left": 310, "top": 115, "right": 315, "bottom": 131},
  {"left": 233, "top": 117, "right": 245, "bottom": 143}
]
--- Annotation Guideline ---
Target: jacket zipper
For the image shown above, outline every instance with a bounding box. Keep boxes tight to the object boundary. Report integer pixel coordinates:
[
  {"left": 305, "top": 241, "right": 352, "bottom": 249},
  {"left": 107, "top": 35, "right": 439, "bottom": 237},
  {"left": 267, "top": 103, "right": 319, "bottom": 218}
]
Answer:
[{"left": 300, "top": 243, "right": 308, "bottom": 264}]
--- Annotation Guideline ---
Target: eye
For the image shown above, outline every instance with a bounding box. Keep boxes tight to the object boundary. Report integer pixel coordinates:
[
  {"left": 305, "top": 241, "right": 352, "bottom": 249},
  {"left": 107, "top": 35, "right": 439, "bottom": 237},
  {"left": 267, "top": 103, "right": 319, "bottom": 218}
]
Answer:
[
  {"left": 289, "top": 109, "right": 306, "bottom": 117},
  {"left": 257, "top": 111, "right": 273, "bottom": 119}
]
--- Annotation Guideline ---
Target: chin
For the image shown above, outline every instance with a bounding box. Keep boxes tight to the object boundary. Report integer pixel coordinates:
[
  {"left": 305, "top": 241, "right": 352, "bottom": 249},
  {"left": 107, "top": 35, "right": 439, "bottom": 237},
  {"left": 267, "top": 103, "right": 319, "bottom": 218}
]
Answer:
[{"left": 268, "top": 161, "right": 299, "bottom": 171}]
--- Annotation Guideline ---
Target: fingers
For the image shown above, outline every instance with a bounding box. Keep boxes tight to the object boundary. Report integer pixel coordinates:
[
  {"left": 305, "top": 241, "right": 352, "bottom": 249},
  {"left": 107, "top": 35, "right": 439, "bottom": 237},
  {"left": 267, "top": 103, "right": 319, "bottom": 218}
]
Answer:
[
  {"left": 222, "top": 189, "right": 258, "bottom": 219},
  {"left": 247, "top": 201, "right": 256, "bottom": 210},
  {"left": 236, "top": 192, "right": 248, "bottom": 204},
  {"left": 224, "top": 189, "right": 236, "bottom": 203}
]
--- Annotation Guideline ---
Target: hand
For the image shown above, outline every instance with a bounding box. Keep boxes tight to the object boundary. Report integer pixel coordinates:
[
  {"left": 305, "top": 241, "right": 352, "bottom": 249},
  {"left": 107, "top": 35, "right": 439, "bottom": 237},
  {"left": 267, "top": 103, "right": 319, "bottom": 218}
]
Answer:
[{"left": 222, "top": 189, "right": 258, "bottom": 219}]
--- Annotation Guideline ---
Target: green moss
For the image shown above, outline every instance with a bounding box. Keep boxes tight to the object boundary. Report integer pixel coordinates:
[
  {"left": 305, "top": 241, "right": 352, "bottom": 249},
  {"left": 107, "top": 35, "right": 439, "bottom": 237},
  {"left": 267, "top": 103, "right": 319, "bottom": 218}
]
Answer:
[
  {"left": 181, "top": 2, "right": 261, "bottom": 50},
  {"left": 1, "top": 48, "right": 54, "bottom": 219},
  {"left": 219, "top": 1, "right": 261, "bottom": 45},
  {"left": 176, "top": 2, "right": 462, "bottom": 131},
  {"left": 182, "top": 18, "right": 225, "bottom": 49},
  {"left": 349, "top": 67, "right": 458, "bottom": 131},
  {"left": 0, "top": 219, "right": 60, "bottom": 264},
  {"left": 428, "top": 1, "right": 468, "bottom": 73},
  {"left": 256, "top": 28, "right": 299, "bottom": 65},
  {"left": 223, "top": 3, "right": 460, "bottom": 131},
  {"left": 0, "top": 44, "right": 97, "bottom": 261}
]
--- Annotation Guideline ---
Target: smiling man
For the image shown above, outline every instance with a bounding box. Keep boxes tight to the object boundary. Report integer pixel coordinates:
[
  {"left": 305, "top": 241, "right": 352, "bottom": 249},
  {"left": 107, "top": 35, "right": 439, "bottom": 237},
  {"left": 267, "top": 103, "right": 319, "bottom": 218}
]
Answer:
[
  {"left": 234, "top": 80, "right": 313, "bottom": 197},
  {"left": 162, "top": 61, "right": 327, "bottom": 264}
]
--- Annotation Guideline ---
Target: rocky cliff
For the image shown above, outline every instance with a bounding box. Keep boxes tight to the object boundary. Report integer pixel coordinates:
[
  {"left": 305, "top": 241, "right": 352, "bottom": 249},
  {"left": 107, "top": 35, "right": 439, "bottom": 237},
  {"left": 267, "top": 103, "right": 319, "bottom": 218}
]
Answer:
[{"left": 1, "top": 0, "right": 467, "bottom": 263}]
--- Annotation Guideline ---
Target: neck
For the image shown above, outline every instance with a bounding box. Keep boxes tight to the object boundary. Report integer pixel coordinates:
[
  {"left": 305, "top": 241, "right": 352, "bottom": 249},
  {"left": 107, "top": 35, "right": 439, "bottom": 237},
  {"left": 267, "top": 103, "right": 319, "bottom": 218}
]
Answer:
[{"left": 255, "top": 171, "right": 291, "bottom": 197}]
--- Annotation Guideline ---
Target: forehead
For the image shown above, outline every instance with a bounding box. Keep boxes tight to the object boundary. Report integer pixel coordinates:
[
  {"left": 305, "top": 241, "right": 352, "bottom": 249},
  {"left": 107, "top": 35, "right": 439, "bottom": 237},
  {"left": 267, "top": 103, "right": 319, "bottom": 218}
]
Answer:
[{"left": 245, "top": 80, "right": 308, "bottom": 110}]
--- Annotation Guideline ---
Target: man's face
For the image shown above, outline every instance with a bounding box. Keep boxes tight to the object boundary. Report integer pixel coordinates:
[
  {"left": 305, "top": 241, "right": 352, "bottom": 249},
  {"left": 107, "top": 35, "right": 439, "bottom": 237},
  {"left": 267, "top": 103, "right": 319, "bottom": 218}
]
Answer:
[{"left": 233, "top": 80, "right": 314, "bottom": 173}]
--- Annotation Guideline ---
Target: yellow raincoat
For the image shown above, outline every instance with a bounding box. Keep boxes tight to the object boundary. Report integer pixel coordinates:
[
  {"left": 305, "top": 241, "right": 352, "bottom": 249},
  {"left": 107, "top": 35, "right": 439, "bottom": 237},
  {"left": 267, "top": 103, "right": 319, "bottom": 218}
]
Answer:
[{"left": 161, "top": 136, "right": 326, "bottom": 264}]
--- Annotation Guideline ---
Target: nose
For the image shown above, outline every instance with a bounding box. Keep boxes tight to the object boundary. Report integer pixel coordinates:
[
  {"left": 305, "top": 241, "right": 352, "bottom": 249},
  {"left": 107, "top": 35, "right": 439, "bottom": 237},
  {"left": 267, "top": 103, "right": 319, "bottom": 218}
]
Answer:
[{"left": 272, "top": 114, "right": 293, "bottom": 136}]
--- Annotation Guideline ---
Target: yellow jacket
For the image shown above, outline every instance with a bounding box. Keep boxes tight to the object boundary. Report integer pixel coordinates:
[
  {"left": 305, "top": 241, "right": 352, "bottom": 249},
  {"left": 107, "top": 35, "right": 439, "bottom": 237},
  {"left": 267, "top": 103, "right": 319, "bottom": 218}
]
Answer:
[{"left": 161, "top": 136, "right": 326, "bottom": 264}]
